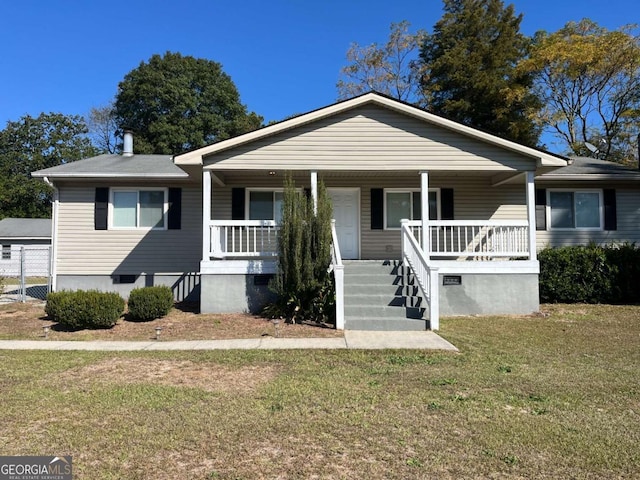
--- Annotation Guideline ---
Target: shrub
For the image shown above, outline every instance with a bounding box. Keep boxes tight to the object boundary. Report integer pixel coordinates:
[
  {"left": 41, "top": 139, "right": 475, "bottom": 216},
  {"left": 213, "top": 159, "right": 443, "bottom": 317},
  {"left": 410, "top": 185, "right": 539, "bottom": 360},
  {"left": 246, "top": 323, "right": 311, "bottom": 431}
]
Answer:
[
  {"left": 262, "top": 175, "right": 335, "bottom": 324},
  {"left": 45, "top": 290, "right": 125, "bottom": 329},
  {"left": 127, "top": 286, "right": 174, "bottom": 321},
  {"left": 539, "top": 243, "right": 640, "bottom": 304}
]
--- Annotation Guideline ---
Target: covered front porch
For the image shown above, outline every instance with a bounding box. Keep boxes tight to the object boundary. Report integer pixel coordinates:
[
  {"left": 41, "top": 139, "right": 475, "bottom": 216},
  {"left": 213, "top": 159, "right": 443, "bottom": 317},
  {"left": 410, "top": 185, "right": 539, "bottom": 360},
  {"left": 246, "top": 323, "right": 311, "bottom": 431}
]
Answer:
[{"left": 198, "top": 169, "right": 540, "bottom": 330}]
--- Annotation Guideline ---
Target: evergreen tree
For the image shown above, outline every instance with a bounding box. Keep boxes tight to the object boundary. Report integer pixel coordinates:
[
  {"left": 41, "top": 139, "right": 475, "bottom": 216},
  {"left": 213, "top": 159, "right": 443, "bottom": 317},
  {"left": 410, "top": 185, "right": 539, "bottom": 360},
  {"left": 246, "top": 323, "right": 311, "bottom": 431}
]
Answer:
[
  {"left": 419, "top": 0, "right": 540, "bottom": 146},
  {"left": 265, "top": 175, "right": 334, "bottom": 324}
]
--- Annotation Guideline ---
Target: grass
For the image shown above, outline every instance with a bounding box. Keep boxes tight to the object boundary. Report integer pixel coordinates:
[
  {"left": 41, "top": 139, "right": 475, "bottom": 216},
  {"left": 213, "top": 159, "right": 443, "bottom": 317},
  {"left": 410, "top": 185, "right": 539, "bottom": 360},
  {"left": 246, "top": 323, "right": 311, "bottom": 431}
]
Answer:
[{"left": 0, "top": 304, "right": 639, "bottom": 478}]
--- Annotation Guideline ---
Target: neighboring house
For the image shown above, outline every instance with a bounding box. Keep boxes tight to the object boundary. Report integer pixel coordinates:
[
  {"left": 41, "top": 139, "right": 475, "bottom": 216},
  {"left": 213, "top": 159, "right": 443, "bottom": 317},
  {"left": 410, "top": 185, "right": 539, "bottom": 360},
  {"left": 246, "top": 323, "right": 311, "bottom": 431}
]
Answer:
[
  {"left": 0, "top": 218, "right": 52, "bottom": 277},
  {"left": 31, "top": 93, "right": 640, "bottom": 330}
]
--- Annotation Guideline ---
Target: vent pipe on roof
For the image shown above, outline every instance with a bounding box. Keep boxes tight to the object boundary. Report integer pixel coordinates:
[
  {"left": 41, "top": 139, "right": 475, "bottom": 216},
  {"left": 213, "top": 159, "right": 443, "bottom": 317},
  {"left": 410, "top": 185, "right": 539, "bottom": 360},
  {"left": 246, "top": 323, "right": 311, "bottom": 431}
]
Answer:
[{"left": 123, "top": 130, "right": 134, "bottom": 157}]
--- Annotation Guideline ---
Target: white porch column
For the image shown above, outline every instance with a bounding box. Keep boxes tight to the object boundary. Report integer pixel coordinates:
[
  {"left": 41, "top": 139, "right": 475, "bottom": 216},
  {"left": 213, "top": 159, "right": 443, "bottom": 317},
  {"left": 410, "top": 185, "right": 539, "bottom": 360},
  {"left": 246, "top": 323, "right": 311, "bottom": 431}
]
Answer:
[
  {"left": 525, "top": 170, "right": 537, "bottom": 261},
  {"left": 310, "top": 170, "right": 318, "bottom": 214},
  {"left": 420, "top": 171, "right": 430, "bottom": 256},
  {"left": 202, "top": 170, "right": 212, "bottom": 263}
]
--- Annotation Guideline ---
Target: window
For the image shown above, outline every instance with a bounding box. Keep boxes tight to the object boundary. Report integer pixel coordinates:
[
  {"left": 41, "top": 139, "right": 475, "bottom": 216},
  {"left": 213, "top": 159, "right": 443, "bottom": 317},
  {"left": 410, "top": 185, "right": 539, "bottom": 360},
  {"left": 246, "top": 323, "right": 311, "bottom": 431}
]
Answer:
[
  {"left": 247, "top": 190, "right": 284, "bottom": 223},
  {"left": 110, "top": 189, "right": 167, "bottom": 229},
  {"left": 1, "top": 245, "right": 10, "bottom": 260},
  {"left": 385, "top": 190, "right": 439, "bottom": 229},
  {"left": 548, "top": 190, "right": 602, "bottom": 230}
]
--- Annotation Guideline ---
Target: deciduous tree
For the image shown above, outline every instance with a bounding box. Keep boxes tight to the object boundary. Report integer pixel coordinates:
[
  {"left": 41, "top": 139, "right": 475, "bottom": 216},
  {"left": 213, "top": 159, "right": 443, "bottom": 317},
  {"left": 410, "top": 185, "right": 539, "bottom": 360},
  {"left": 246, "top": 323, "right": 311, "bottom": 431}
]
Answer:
[
  {"left": 113, "top": 52, "right": 263, "bottom": 154},
  {"left": 519, "top": 19, "right": 640, "bottom": 162},
  {"left": 419, "top": 0, "right": 540, "bottom": 145},
  {"left": 337, "top": 21, "right": 427, "bottom": 105}
]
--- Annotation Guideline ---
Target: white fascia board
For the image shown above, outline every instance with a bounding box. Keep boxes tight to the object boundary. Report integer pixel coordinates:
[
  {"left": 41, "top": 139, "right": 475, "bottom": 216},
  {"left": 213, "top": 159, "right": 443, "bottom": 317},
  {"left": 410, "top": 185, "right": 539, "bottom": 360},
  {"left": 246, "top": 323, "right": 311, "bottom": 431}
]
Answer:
[
  {"left": 31, "top": 173, "right": 189, "bottom": 179},
  {"left": 536, "top": 174, "right": 640, "bottom": 181}
]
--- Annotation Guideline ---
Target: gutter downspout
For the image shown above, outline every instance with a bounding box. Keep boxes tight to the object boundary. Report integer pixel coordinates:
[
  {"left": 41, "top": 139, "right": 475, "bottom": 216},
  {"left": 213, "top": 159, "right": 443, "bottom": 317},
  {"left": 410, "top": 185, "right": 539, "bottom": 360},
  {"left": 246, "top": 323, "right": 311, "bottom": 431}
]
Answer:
[{"left": 43, "top": 177, "right": 58, "bottom": 292}]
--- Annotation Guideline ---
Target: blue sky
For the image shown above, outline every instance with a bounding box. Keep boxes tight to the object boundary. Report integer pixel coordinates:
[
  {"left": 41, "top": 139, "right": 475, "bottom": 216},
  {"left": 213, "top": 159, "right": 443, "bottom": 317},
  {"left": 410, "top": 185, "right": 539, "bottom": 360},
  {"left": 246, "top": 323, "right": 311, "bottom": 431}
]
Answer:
[{"left": 0, "top": 0, "right": 636, "bottom": 151}]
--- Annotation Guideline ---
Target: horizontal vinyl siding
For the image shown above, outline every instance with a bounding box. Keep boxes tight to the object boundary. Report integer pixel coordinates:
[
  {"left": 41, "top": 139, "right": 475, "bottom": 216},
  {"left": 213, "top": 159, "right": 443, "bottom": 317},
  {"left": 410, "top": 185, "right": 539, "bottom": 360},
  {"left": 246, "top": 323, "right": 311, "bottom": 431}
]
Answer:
[
  {"left": 535, "top": 182, "right": 640, "bottom": 249},
  {"left": 206, "top": 106, "right": 535, "bottom": 172},
  {"left": 211, "top": 175, "right": 529, "bottom": 260},
  {"left": 57, "top": 185, "right": 202, "bottom": 275}
]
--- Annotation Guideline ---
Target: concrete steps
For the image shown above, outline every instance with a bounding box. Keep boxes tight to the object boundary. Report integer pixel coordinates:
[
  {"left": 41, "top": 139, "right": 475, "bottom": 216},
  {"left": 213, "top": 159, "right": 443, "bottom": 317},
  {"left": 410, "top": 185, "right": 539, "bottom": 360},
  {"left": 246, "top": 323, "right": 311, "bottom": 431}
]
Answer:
[{"left": 343, "top": 260, "right": 427, "bottom": 331}]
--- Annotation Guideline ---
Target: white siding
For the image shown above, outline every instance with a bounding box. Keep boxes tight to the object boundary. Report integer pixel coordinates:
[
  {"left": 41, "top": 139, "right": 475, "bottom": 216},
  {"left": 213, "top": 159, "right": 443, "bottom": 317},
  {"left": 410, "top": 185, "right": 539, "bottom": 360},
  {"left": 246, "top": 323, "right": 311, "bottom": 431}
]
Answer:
[
  {"left": 536, "top": 182, "right": 640, "bottom": 249},
  {"left": 211, "top": 175, "right": 528, "bottom": 260},
  {"left": 205, "top": 105, "right": 536, "bottom": 172},
  {"left": 56, "top": 185, "right": 202, "bottom": 275}
]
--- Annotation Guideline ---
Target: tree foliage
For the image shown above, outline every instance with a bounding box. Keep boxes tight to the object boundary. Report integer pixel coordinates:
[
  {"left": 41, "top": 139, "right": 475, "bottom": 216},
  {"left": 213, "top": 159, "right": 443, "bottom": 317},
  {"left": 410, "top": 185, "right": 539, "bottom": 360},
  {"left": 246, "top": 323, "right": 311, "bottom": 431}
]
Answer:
[
  {"left": 0, "top": 113, "right": 96, "bottom": 219},
  {"left": 519, "top": 19, "right": 640, "bottom": 162},
  {"left": 419, "top": 0, "right": 541, "bottom": 145},
  {"left": 264, "top": 175, "right": 334, "bottom": 324},
  {"left": 337, "top": 21, "right": 428, "bottom": 105},
  {"left": 113, "top": 52, "right": 263, "bottom": 155}
]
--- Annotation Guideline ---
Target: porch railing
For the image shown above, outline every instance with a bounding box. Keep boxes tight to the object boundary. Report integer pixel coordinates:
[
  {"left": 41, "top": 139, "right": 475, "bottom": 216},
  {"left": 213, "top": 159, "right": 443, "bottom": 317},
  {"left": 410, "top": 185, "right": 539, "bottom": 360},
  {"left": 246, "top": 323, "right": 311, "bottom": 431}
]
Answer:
[
  {"left": 209, "top": 220, "right": 279, "bottom": 258},
  {"left": 401, "top": 220, "right": 439, "bottom": 330},
  {"left": 329, "top": 219, "right": 345, "bottom": 330},
  {"left": 407, "top": 220, "right": 530, "bottom": 259}
]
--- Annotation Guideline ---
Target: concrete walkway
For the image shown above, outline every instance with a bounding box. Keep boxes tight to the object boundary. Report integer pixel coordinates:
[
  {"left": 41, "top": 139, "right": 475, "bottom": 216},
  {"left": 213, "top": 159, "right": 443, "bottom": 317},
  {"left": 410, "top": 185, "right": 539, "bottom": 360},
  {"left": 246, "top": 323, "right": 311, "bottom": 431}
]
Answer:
[{"left": 0, "top": 331, "right": 457, "bottom": 351}]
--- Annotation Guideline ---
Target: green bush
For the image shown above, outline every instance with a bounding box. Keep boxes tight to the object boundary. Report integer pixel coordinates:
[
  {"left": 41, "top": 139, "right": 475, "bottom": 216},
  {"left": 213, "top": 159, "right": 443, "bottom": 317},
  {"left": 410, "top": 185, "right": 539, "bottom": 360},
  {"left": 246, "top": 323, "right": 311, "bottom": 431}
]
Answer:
[
  {"left": 539, "top": 243, "right": 640, "bottom": 304},
  {"left": 45, "top": 290, "right": 125, "bottom": 329},
  {"left": 127, "top": 286, "right": 174, "bottom": 321}
]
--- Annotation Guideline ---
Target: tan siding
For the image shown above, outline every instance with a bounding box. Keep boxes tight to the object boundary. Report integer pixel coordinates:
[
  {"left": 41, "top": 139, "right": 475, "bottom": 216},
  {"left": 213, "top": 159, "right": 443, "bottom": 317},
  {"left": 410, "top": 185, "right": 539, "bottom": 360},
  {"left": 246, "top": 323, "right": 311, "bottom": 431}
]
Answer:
[
  {"left": 535, "top": 182, "right": 640, "bottom": 249},
  {"left": 57, "top": 185, "right": 202, "bottom": 275},
  {"left": 205, "top": 106, "right": 535, "bottom": 172},
  {"left": 210, "top": 175, "right": 529, "bottom": 260}
]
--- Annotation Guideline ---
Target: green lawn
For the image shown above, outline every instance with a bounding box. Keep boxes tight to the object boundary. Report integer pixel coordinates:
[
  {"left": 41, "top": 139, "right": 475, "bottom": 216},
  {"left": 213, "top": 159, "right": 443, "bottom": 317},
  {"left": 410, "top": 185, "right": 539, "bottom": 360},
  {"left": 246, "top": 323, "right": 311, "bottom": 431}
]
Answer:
[{"left": 0, "top": 304, "right": 638, "bottom": 479}]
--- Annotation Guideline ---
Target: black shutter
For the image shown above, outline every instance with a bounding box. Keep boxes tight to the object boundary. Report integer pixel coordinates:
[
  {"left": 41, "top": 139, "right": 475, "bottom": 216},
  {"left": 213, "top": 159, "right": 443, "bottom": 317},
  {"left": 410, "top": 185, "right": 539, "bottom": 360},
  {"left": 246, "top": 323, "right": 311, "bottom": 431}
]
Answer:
[
  {"left": 371, "top": 188, "right": 384, "bottom": 230},
  {"left": 441, "top": 188, "right": 454, "bottom": 220},
  {"left": 232, "top": 188, "right": 246, "bottom": 220},
  {"left": 94, "top": 187, "right": 109, "bottom": 230},
  {"left": 535, "top": 189, "right": 546, "bottom": 230},
  {"left": 603, "top": 189, "right": 617, "bottom": 231},
  {"left": 168, "top": 188, "right": 182, "bottom": 230}
]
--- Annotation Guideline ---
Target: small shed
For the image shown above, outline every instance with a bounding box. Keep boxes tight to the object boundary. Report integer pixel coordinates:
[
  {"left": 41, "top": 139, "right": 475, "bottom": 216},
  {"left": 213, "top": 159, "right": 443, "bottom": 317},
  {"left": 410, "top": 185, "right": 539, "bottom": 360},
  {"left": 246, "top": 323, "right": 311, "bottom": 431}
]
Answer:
[{"left": 0, "top": 218, "right": 51, "bottom": 277}]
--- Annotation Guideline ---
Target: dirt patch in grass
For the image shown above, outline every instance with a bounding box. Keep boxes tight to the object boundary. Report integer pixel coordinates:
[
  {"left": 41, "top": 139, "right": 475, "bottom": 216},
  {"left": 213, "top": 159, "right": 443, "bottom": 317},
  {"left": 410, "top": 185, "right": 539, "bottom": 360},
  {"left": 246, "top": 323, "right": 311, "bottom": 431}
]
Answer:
[
  {"left": 59, "top": 358, "right": 278, "bottom": 393},
  {"left": 0, "top": 302, "right": 342, "bottom": 341}
]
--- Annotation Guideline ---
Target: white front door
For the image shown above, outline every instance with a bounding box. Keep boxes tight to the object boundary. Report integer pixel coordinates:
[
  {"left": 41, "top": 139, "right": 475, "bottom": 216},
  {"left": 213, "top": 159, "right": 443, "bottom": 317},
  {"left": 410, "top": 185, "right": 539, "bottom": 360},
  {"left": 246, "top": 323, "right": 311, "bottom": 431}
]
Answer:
[{"left": 328, "top": 188, "right": 360, "bottom": 260}]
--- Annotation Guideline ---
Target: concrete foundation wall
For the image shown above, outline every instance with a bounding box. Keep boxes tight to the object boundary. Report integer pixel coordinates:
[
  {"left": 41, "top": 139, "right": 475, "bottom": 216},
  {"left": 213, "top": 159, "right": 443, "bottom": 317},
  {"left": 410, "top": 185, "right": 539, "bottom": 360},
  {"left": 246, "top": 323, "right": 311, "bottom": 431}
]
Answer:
[
  {"left": 56, "top": 274, "right": 200, "bottom": 302},
  {"left": 200, "top": 274, "right": 276, "bottom": 314},
  {"left": 438, "top": 273, "right": 539, "bottom": 316}
]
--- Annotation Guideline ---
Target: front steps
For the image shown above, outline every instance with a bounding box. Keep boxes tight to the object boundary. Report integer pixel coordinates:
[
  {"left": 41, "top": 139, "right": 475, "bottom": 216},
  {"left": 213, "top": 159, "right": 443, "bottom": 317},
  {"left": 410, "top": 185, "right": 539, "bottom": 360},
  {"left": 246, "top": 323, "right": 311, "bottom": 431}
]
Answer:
[{"left": 343, "top": 260, "right": 428, "bottom": 331}]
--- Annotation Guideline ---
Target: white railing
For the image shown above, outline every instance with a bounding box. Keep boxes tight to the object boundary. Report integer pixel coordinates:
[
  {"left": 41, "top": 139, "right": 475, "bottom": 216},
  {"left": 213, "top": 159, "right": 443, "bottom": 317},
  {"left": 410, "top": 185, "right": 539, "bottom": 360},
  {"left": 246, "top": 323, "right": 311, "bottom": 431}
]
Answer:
[
  {"left": 408, "top": 220, "right": 530, "bottom": 259},
  {"left": 209, "top": 220, "right": 279, "bottom": 258},
  {"left": 329, "top": 219, "right": 345, "bottom": 330},
  {"left": 401, "top": 220, "right": 439, "bottom": 330}
]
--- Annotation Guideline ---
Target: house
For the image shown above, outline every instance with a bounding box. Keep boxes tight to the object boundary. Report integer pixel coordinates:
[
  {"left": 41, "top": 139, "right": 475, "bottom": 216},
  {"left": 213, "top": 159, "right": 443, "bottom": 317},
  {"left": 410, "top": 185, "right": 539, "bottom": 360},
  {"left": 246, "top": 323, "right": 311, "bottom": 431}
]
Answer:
[
  {"left": 0, "top": 218, "right": 52, "bottom": 277},
  {"left": 31, "top": 93, "right": 640, "bottom": 330}
]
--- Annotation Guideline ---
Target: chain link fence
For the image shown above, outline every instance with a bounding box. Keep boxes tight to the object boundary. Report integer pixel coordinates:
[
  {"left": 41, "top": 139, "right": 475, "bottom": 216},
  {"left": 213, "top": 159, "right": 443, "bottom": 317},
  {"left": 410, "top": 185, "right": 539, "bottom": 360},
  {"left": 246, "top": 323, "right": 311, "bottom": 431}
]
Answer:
[{"left": 0, "top": 246, "right": 52, "bottom": 303}]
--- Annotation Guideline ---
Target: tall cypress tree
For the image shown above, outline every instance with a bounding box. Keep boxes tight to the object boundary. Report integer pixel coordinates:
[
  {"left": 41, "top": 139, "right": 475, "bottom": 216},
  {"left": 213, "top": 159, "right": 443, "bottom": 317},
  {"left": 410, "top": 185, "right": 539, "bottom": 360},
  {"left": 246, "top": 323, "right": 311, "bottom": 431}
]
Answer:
[{"left": 419, "top": 0, "right": 540, "bottom": 146}]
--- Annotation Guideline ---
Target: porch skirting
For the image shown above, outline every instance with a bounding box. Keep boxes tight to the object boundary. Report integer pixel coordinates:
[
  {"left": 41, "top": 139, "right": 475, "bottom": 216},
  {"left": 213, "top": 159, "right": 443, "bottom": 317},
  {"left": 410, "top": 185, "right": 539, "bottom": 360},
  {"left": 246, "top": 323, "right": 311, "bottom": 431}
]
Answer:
[
  {"left": 438, "top": 272, "right": 539, "bottom": 316},
  {"left": 200, "top": 274, "right": 276, "bottom": 314}
]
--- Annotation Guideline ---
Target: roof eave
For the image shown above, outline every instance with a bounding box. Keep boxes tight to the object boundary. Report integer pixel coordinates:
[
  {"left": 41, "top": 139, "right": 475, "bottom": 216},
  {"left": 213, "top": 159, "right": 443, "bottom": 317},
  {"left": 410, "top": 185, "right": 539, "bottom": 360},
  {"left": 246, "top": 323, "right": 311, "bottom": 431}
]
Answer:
[
  {"left": 536, "top": 174, "right": 640, "bottom": 181},
  {"left": 32, "top": 173, "right": 189, "bottom": 180}
]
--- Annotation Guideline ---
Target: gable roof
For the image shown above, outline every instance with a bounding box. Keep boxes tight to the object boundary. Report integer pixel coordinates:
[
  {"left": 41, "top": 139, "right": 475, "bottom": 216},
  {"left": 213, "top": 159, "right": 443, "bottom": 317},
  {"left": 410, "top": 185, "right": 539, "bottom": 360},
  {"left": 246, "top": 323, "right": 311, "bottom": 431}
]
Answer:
[
  {"left": 32, "top": 154, "right": 189, "bottom": 180},
  {"left": 174, "top": 92, "right": 568, "bottom": 169},
  {"left": 538, "top": 156, "right": 640, "bottom": 181},
  {"left": 0, "top": 218, "right": 51, "bottom": 239}
]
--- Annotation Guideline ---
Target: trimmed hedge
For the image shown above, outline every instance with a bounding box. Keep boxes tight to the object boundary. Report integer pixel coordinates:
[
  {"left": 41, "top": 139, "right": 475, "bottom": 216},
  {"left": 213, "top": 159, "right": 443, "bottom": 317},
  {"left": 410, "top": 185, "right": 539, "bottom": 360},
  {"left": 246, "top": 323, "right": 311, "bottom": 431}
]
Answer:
[
  {"left": 127, "top": 286, "right": 174, "bottom": 321},
  {"left": 45, "top": 290, "right": 125, "bottom": 329},
  {"left": 539, "top": 243, "right": 640, "bottom": 304}
]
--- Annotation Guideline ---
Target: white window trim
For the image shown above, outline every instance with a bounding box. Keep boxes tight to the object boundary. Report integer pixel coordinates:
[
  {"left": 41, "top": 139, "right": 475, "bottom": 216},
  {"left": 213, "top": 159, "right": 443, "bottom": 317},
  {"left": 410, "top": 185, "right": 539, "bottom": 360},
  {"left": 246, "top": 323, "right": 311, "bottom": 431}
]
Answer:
[
  {"left": 245, "top": 187, "right": 303, "bottom": 221},
  {"left": 109, "top": 187, "right": 169, "bottom": 230},
  {"left": 546, "top": 189, "right": 604, "bottom": 231},
  {"left": 383, "top": 188, "right": 441, "bottom": 230}
]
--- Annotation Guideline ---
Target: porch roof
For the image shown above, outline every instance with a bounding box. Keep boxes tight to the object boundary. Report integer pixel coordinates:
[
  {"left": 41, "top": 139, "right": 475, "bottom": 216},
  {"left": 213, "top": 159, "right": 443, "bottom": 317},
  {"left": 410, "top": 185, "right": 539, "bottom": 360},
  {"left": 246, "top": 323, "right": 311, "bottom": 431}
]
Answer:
[{"left": 174, "top": 92, "right": 568, "bottom": 171}]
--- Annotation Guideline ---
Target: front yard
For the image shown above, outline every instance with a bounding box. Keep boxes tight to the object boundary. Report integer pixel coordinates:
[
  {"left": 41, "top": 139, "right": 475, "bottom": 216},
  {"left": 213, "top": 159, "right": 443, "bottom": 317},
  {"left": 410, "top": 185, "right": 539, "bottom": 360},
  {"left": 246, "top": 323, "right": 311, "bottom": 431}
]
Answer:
[{"left": 0, "top": 304, "right": 638, "bottom": 478}]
